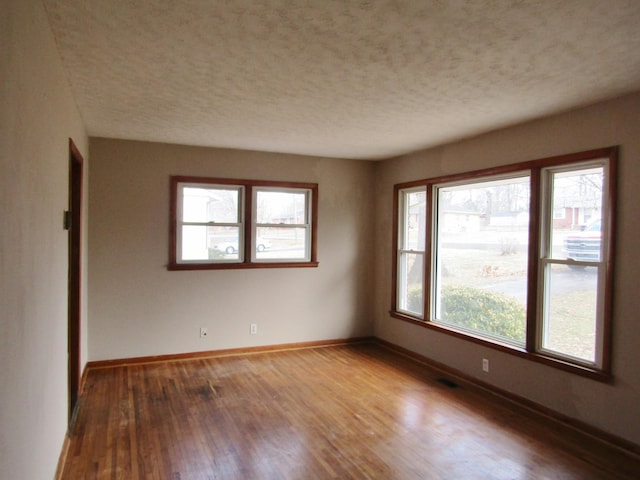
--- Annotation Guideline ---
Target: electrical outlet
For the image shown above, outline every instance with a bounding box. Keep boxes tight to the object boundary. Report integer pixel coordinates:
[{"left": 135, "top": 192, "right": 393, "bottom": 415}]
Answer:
[
  {"left": 482, "top": 358, "right": 489, "bottom": 372},
  {"left": 200, "top": 327, "right": 208, "bottom": 338},
  {"left": 250, "top": 323, "right": 257, "bottom": 335}
]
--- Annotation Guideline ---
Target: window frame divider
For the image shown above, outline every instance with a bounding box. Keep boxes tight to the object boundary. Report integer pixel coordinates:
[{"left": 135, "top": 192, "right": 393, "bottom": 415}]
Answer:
[{"left": 526, "top": 168, "right": 541, "bottom": 353}]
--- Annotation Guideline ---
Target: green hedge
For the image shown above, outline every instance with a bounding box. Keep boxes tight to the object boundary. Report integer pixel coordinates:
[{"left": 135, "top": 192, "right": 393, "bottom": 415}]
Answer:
[
  {"left": 407, "top": 285, "right": 423, "bottom": 313},
  {"left": 409, "top": 285, "right": 526, "bottom": 342}
]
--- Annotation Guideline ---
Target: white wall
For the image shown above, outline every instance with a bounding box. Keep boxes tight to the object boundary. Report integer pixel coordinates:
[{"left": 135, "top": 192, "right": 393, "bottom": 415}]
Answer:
[
  {"left": 88, "top": 139, "right": 375, "bottom": 361},
  {"left": 374, "top": 92, "right": 640, "bottom": 447},
  {"left": 0, "top": 0, "right": 89, "bottom": 478}
]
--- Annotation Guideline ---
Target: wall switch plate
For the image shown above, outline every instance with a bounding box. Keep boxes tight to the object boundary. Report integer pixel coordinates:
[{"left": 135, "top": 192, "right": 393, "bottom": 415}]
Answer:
[
  {"left": 200, "top": 327, "right": 208, "bottom": 338},
  {"left": 250, "top": 323, "right": 257, "bottom": 335},
  {"left": 482, "top": 358, "right": 489, "bottom": 372}
]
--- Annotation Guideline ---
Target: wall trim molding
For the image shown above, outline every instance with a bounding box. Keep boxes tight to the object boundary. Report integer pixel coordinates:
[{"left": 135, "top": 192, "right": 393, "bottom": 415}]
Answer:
[
  {"left": 374, "top": 338, "right": 640, "bottom": 460},
  {"left": 85, "top": 336, "right": 375, "bottom": 369}
]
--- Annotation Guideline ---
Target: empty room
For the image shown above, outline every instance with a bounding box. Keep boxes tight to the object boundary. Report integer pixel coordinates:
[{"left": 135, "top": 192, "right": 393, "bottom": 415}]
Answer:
[{"left": 3, "top": 0, "right": 640, "bottom": 479}]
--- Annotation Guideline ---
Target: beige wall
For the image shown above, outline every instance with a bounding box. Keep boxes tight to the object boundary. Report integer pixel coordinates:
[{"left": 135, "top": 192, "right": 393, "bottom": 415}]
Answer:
[
  {"left": 0, "top": 0, "right": 89, "bottom": 478},
  {"left": 88, "top": 139, "right": 376, "bottom": 361},
  {"left": 374, "top": 92, "right": 640, "bottom": 446}
]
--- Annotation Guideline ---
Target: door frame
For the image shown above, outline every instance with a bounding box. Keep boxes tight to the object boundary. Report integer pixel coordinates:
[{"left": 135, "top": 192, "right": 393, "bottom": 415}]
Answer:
[{"left": 68, "top": 138, "right": 83, "bottom": 428}]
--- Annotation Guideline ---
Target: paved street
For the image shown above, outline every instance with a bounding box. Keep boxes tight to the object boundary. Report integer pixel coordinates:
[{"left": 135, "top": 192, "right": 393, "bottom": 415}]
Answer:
[{"left": 483, "top": 265, "right": 597, "bottom": 303}]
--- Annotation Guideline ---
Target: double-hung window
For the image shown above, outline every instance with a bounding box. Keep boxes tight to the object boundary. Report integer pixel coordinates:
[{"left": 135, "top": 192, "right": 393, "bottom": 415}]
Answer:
[
  {"left": 538, "top": 162, "right": 609, "bottom": 366},
  {"left": 392, "top": 147, "right": 616, "bottom": 378},
  {"left": 396, "top": 187, "right": 427, "bottom": 318},
  {"left": 175, "top": 181, "right": 244, "bottom": 263},
  {"left": 254, "top": 188, "right": 312, "bottom": 262},
  {"left": 170, "top": 176, "right": 318, "bottom": 269}
]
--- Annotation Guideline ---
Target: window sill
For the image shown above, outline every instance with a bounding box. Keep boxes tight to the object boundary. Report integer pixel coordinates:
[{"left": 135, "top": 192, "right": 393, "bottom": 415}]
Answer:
[
  {"left": 168, "top": 261, "right": 319, "bottom": 271},
  {"left": 389, "top": 310, "right": 612, "bottom": 383}
]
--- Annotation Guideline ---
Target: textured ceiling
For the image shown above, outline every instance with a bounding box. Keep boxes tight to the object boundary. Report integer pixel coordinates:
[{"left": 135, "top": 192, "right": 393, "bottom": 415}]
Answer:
[{"left": 44, "top": 0, "right": 640, "bottom": 160}]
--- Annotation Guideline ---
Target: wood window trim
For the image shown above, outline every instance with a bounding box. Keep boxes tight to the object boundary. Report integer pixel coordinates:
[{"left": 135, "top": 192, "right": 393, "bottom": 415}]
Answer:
[
  {"left": 391, "top": 147, "right": 617, "bottom": 382},
  {"left": 168, "top": 176, "right": 319, "bottom": 270}
]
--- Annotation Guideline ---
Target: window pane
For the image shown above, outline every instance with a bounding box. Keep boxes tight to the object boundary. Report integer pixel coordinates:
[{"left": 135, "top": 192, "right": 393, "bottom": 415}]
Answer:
[
  {"left": 398, "top": 252, "right": 423, "bottom": 316},
  {"left": 256, "top": 191, "right": 307, "bottom": 224},
  {"left": 403, "top": 190, "right": 426, "bottom": 250},
  {"left": 255, "top": 226, "right": 307, "bottom": 260},
  {"left": 182, "top": 187, "right": 239, "bottom": 223},
  {"left": 550, "top": 167, "right": 603, "bottom": 261},
  {"left": 541, "top": 264, "right": 597, "bottom": 362},
  {"left": 434, "top": 176, "right": 529, "bottom": 344},
  {"left": 182, "top": 226, "right": 240, "bottom": 261}
]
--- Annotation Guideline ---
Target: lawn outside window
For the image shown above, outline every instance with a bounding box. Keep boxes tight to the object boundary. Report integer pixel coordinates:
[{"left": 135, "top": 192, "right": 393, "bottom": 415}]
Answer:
[
  {"left": 391, "top": 147, "right": 617, "bottom": 380},
  {"left": 169, "top": 176, "right": 318, "bottom": 270}
]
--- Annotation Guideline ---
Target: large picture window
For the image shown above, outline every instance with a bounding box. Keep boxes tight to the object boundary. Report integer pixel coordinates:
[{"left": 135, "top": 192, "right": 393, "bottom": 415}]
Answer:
[
  {"left": 432, "top": 174, "right": 530, "bottom": 345},
  {"left": 169, "top": 177, "right": 318, "bottom": 270},
  {"left": 392, "top": 148, "right": 616, "bottom": 378}
]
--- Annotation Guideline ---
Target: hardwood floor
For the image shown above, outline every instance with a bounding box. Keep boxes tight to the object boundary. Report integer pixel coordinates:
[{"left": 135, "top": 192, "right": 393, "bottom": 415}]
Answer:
[{"left": 61, "top": 343, "right": 640, "bottom": 479}]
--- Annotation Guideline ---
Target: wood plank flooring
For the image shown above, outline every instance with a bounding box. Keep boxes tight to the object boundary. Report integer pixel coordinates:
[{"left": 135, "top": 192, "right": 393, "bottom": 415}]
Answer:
[{"left": 61, "top": 343, "right": 640, "bottom": 479}]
